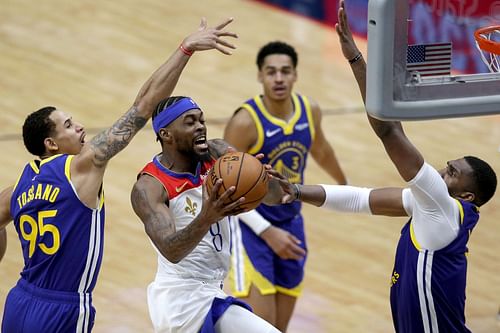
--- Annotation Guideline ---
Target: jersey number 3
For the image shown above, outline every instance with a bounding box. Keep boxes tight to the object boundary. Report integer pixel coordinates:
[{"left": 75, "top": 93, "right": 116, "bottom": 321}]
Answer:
[{"left": 19, "top": 210, "right": 60, "bottom": 257}]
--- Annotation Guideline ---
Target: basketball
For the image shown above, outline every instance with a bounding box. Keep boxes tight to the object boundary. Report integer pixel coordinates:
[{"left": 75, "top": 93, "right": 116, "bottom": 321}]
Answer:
[{"left": 206, "top": 152, "right": 269, "bottom": 210}]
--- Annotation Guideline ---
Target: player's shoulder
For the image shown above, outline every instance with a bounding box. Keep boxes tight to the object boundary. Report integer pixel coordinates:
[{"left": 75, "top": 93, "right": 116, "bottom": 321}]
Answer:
[
  {"left": 299, "top": 94, "right": 320, "bottom": 110},
  {"left": 208, "top": 139, "right": 230, "bottom": 159},
  {"left": 133, "top": 169, "right": 170, "bottom": 203},
  {"left": 228, "top": 104, "right": 259, "bottom": 131}
]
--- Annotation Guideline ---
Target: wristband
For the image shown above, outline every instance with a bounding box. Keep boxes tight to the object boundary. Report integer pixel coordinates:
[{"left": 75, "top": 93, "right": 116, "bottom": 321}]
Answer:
[
  {"left": 179, "top": 44, "right": 193, "bottom": 56},
  {"left": 348, "top": 53, "right": 363, "bottom": 64},
  {"left": 293, "top": 184, "right": 301, "bottom": 200}
]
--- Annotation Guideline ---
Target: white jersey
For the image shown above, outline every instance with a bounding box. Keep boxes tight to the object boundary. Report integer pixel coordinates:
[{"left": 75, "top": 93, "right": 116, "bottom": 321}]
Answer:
[
  {"left": 154, "top": 185, "right": 231, "bottom": 280},
  {"left": 139, "top": 157, "right": 232, "bottom": 332}
]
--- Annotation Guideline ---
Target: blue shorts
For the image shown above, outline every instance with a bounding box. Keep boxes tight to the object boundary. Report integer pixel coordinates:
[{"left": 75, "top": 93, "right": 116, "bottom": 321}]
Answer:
[
  {"left": 2, "top": 279, "right": 95, "bottom": 333},
  {"left": 229, "top": 214, "right": 307, "bottom": 297}
]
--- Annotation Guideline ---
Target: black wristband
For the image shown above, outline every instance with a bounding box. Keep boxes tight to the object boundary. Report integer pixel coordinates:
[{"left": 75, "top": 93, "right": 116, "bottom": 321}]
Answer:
[{"left": 348, "top": 53, "right": 363, "bottom": 64}]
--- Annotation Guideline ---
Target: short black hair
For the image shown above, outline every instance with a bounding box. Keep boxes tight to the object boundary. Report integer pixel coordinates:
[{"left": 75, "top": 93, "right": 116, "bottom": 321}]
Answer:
[
  {"left": 464, "top": 155, "right": 497, "bottom": 206},
  {"left": 152, "top": 96, "right": 188, "bottom": 143},
  {"left": 22, "top": 106, "right": 57, "bottom": 157},
  {"left": 256, "top": 41, "right": 298, "bottom": 70}
]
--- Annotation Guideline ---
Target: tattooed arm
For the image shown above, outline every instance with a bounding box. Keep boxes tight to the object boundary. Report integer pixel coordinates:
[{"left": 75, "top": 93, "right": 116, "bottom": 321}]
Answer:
[
  {"left": 208, "top": 138, "right": 233, "bottom": 159},
  {"left": 71, "top": 18, "right": 238, "bottom": 207},
  {"left": 131, "top": 174, "right": 244, "bottom": 263}
]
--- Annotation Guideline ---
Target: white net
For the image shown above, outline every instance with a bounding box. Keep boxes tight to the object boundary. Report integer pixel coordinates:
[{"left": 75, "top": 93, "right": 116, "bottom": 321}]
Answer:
[{"left": 475, "top": 27, "right": 500, "bottom": 73}]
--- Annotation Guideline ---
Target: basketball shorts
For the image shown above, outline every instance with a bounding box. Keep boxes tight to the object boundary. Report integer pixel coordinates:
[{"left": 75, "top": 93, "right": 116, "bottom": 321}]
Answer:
[
  {"left": 200, "top": 296, "right": 279, "bottom": 333},
  {"left": 147, "top": 275, "right": 278, "bottom": 333},
  {"left": 229, "top": 213, "right": 307, "bottom": 297},
  {"left": 2, "top": 279, "right": 95, "bottom": 333}
]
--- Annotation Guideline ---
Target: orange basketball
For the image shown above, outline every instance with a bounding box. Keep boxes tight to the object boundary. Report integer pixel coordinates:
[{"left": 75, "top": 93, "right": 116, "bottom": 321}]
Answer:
[{"left": 206, "top": 152, "right": 269, "bottom": 210}]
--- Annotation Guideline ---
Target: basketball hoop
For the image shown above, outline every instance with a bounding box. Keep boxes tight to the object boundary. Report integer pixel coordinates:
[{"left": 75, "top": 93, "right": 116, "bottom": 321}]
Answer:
[{"left": 474, "top": 25, "right": 500, "bottom": 72}]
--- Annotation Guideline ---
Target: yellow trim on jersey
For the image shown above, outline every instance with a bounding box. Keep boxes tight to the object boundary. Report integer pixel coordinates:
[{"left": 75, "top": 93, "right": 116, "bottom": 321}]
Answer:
[
  {"left": 254, "top": 94, "right": 302, "bottom": 135},
  {"left": 243, "top": 103, "right": 265, "bottom": 155},
  {"left": 98, "top": 190, "right": 105, "bottom": 209},
  {"left": 409, "top": 222, "right": 422, "bottom": 251},
  {"left": 12, "top": 174, "right": 23, "bottom": 192},
  {"left": 39, "top": 154, "right": 62, "bottom": 166},
  {"left": 64, "top": 155, "right": 74, "bottom": 182},
  {"left": 29, "top": 160, "right": 40, "bottom": 173},
  {"left": 13, "top": 161, "right": 40, "bottom": 192},
  {"left": 455, "top": 199, "right": 464, "bottom": 224},
  {"left": 301, "top": 95, "right": 316, "bottom": 141}
]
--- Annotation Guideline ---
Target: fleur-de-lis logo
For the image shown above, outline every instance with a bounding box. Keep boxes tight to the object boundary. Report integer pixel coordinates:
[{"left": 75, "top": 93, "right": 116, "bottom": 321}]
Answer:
[{"left": 184, "top": 196, "right": 198, "bottom": 216}]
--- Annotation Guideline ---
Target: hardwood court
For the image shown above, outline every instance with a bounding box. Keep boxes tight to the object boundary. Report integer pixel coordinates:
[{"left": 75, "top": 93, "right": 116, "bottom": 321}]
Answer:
[{"left": 1, "top": 1, "right": 499, "bottom": 332}]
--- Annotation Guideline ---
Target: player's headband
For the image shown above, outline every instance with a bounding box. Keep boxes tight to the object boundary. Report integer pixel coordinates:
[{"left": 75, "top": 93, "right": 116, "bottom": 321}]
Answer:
[{"left": 152, "top": 97, "right": 200, "bottom": 134}]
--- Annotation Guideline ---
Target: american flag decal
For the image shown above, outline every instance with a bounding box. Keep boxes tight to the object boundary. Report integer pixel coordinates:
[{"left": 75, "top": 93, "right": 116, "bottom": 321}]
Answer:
[{"left": 406, "top": 43, "right": 452, "bottom": 77}]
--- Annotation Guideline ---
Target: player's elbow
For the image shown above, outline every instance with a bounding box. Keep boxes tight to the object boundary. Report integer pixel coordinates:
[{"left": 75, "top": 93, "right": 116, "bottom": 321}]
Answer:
[{"left": 373, "top": 121, "right": 403, "bottom": 141}]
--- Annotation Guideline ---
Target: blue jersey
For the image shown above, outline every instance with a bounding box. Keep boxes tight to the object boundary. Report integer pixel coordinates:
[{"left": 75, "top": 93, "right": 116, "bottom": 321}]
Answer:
[
  {"left": 243, "top": 93, "right": 315, "bottom": 223},
  {"left": 390, "top": 200, "right": 478, "bottom": 333},
  {"left": 9, "top": 155, "right": 105, "bottom": 293}
]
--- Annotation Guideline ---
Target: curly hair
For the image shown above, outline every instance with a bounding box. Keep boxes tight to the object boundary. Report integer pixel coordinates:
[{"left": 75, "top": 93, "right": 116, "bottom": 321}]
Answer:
[{"left": 22, "top": 106, "right": 57, "bottom": 157}]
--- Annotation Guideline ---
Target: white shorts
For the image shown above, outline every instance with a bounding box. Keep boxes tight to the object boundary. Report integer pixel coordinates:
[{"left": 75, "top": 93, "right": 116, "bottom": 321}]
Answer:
[
  {"left": 147, "top": 274, "right": 280, "bottom": 333},
  {"left": 147, "top": 275, "right": 225, "bottom": 333}
]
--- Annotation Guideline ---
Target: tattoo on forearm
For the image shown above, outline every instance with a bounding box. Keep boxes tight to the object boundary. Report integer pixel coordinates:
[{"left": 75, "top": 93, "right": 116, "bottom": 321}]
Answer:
[
  {"left": 208, "top": 139, "right": 230, "bottom": 158},
  {"left": 90, "top": 106, "right": 147, "bottom": 167}
]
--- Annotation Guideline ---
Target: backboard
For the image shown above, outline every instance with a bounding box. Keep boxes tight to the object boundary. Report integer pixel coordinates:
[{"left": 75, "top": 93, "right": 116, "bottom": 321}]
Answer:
[{"left": 366, "top": 0, "right": 500, "bottom": 120}]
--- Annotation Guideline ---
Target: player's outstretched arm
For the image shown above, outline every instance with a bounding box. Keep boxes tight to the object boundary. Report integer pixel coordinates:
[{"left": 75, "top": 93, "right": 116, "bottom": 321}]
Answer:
[
  {"left": 79, "top": 18, "right": 237, "bottom": 169},
  {"left": 335, "top": 0, "right": 423, "bottom": 182},
  {"left": 269, "top": 168, "right": 407, "bottom": 216},
  {"left": 71, "top": 18, "right": 237, "bottom": 206}
]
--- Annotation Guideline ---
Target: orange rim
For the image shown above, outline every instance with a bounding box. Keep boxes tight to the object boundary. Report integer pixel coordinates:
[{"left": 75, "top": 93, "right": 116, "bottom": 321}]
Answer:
[{"left": 474, "top": 25, "right": 500, "bottom": 55}]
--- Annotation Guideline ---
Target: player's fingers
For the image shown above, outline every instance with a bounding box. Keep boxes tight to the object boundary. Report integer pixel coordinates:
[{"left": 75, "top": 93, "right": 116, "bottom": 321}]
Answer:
[
  {"left": 289, "top": 234, "right": 302, "bottom": 245},
  {"left": 214, "top": 17, "right": 234, "bottom": 30},
  {"left": 217, "top": 185, "right": 236, "bottom": 203},
  {"left": 227, "top": 205, "right": 247, "bottom": 216},
  {"left": 214, "top": 31, "right": 239, "bottom": 39},
  {"left": 266, "top": 169, "right": 285, "bottom": 180},
  {"left": 215, "top": 37, "right": 237, "bottom": 50},
  {"left": 281, "top": 194, "right": 294, "bottom": 204},
  {"left": 199, "top": 17, "right": 208, "bottom": 30},
  {"left": 291, "top": 245, "right": 306, "bottom": 258},
  {"left": 209, "top": 179, "right": 224, "bottom": 200},
  {"left": 286, "top": 247, "right": 305, "bottom": 260},
  {"left": 214, "top": 45, "right": 233, "bottom": 55},
  {"left": 224, "top": 197, "right": 246, "bottom": 213},
  {"left": 254, "top": 153, "right": 265, "bottom": 161}
]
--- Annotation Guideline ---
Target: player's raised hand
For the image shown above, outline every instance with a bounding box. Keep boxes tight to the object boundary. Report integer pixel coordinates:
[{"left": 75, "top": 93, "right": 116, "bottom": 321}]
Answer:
[
  {"left": 181, "top": 17, "right": 238, "bottom": 55},
  {"left": 335, "top": 0, "right": 360, "bottom": 61},
  {"left": 200, "top": 179, "right": 246, "bottom": 225}
]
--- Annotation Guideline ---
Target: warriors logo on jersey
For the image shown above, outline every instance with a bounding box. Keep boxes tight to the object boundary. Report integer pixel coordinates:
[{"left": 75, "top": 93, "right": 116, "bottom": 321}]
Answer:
[{"left": 243, "top": 93, "right": 314, "bottom": 222}]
